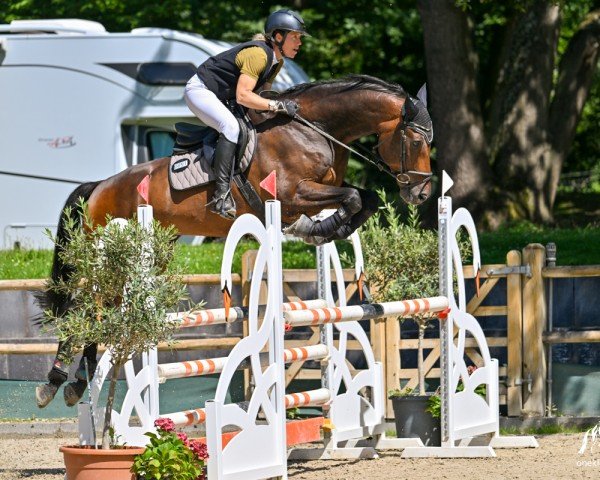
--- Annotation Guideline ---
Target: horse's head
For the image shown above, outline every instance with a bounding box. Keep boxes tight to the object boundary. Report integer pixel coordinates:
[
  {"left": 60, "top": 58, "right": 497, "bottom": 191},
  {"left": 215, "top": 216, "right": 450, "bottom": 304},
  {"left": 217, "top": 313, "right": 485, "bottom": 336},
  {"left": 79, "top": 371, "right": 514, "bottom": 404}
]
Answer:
[{"left": 377, "top": 94, "right": 433, "bottom": 205}]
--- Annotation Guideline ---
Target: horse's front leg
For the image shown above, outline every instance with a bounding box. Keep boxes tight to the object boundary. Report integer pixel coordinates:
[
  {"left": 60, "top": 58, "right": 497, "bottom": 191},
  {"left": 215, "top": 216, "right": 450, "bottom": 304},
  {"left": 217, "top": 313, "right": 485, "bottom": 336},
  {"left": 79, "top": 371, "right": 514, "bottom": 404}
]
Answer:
[
  {"left": 284, "top": 181, "right": 363, "bottom": 244},
  {"left": 329, "top": 184, "right": 379, "bottom": 241}
]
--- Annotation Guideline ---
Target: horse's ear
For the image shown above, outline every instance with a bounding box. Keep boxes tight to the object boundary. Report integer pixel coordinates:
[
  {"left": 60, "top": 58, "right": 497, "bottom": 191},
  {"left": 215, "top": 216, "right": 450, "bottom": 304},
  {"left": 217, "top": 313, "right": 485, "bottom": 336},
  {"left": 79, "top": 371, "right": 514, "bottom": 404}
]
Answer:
[
  {"left": 403, "top": 96, "right": 418, "bottom": 122},
  {"left": 416, "top": 84, "right": 428, "bottom": 108}
]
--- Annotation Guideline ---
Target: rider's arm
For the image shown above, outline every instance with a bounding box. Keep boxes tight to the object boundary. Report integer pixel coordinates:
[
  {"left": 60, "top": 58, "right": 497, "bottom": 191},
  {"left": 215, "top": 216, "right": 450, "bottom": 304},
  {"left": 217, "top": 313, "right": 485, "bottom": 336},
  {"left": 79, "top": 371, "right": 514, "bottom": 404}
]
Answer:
[{"left": 236, "top": 74, "right": 272, "bottom": 111}]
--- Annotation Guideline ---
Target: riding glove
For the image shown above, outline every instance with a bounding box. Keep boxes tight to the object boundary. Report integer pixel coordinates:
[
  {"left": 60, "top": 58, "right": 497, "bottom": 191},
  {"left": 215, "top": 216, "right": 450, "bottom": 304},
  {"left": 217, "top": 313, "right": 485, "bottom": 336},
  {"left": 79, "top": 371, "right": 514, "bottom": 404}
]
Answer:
[{"left": 271, "top": 99, "right": 300, "bottom": 117}]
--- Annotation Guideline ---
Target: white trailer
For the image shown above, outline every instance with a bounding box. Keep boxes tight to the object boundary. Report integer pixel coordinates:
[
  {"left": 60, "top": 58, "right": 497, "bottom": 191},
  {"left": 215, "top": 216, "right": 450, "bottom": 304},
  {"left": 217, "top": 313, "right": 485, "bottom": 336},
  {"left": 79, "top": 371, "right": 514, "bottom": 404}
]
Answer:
[{"left": 0, "top": 19, "right": 309, "bottom": 249}]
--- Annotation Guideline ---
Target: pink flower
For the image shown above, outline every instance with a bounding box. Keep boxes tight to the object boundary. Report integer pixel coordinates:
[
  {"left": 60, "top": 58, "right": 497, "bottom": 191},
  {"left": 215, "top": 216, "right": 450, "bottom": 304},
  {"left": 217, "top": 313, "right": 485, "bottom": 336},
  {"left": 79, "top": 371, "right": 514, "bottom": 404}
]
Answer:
[
  {"left": 177, "top": 432, "right": 189, "bottom": 445},
  {"left": 189, "top": 439, "right": 209, "bottom": 460},
  {"left": 154, "top": 417, "right": 175, "bottom": 432}
]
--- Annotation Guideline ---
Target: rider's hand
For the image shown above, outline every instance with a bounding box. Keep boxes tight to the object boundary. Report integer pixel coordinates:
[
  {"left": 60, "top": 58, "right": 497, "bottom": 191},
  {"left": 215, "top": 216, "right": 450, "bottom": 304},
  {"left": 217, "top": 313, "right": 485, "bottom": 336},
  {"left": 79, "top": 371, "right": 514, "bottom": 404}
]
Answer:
[{"left": 270, "top": 99, "right": 299, "bottom": 117}]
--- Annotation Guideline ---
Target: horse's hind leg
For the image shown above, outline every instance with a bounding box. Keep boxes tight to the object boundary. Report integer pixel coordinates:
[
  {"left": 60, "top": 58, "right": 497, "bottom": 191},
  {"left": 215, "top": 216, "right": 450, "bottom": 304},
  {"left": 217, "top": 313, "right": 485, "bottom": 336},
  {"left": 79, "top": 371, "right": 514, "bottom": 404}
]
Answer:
[{"left": 63, "top": 343, "right": 98, "bottom": 407}]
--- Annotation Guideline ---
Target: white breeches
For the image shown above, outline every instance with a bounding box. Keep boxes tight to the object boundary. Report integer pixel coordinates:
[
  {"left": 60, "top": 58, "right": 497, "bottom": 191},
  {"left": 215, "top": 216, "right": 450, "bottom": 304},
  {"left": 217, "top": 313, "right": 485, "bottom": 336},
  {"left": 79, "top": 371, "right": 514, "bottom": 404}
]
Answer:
[{"left": 184, "top": 74, "right": 240, "bottom": 143}]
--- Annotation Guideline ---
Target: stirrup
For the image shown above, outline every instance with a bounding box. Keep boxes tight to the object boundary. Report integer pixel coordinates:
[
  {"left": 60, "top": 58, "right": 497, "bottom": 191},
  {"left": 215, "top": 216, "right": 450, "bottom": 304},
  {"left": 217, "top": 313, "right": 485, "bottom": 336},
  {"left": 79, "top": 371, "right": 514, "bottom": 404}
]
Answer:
[{"left": 209, "top": 191, "right": 236, "bottom": 220}]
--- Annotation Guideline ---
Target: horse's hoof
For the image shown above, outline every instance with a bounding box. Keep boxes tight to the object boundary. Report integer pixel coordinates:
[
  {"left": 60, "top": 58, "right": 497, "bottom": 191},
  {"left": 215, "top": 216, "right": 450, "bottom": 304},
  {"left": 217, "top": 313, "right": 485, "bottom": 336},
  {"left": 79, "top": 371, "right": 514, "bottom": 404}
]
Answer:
[
  {"left": 64, "top": 380, "right": 87, "bottom": 407},
  {"left": 283, "top": 214, "right": 314, "bottom": 237},
  {"left": 304, "top": 236, "right": 328, "bottom": 246},
  {"left": 36, "top": 383, "right": 59, "bottom": 408}
]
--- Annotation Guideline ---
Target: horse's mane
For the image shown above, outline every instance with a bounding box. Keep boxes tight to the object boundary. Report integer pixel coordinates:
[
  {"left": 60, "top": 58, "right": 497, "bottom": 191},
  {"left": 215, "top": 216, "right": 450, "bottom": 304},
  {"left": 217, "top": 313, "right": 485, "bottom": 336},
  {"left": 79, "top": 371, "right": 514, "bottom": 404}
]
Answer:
[{"left": 280, "top": 74, "right": 407, "bottom": 100}]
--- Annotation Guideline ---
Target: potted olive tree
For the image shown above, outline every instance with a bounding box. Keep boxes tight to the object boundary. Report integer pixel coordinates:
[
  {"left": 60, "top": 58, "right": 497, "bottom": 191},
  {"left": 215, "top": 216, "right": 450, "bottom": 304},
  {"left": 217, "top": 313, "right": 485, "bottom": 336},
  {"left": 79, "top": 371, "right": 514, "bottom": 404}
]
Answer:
[
  {"left": 358, "top": 192, "right": 441, "bottom": 446},
  {"left": 43, "top": 204, "right": 187, "bottom": 478}
]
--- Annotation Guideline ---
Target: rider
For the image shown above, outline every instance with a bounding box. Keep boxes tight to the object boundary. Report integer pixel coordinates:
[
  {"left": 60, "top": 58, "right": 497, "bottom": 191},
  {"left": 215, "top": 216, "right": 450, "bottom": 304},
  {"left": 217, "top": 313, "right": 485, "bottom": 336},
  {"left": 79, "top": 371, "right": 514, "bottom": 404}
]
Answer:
[{"left": 184, "top": 9, "right": 308, "bottom": 220}]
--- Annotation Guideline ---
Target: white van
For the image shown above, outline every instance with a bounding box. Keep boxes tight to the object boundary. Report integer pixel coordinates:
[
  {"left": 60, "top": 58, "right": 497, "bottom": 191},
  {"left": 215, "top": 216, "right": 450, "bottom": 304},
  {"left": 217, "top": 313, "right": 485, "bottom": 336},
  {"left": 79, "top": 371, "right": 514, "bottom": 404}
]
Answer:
[{"left": 0, "top": 19, "right": 309, "bottom": 248}]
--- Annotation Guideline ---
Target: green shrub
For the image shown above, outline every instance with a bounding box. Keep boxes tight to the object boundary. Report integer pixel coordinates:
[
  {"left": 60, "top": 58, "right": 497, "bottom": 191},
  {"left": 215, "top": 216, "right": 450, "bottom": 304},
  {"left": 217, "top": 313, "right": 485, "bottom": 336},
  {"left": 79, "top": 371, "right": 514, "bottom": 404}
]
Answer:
[{"left": 44, "top": 204, "right": 188, "bottom": 448}]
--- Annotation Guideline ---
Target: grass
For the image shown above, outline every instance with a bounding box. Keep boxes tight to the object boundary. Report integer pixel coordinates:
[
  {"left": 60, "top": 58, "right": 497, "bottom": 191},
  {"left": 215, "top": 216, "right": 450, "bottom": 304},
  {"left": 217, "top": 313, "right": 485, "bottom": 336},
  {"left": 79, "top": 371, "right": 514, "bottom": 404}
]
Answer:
[
  {"left": 1, "top": 226, "right": 598, "bottom": 279},
  {"left": 478, "top": 226, "right": 600, "bottom": 265},
  {"left": 1, "top": 187, "right": 598, "bottom": 279},
  {"left": 0, "top": 240, "right": 323, "bottom": 279}
]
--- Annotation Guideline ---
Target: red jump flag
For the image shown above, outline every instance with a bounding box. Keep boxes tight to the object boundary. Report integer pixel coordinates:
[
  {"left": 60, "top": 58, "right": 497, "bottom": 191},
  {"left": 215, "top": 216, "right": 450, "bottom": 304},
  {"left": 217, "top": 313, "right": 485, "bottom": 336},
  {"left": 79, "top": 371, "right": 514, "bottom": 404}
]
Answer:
[
  {"left": 259, "top": 170, "right": 277, "bottom": 199},
  {"left": 137, "top": 174, "right": 150, "bottom": 203}
]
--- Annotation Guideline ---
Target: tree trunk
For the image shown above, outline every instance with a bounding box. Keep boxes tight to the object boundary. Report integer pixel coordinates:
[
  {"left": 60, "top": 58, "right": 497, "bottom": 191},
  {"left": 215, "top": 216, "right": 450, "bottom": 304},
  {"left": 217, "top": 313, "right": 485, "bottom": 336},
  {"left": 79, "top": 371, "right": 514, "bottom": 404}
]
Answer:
[
  {"left": 547, "top": 9, "right": 600, "bottom": 210},
  {"left": 420, "top": 1, "right": 599, "bottom": 226},
  {"left": 488, "top": 1, "right": 560, "bottom": 223},
  {"left": 102, "top": 358, "right": 123, "bottom": 449},
  {"left": 417, "top": 0, "right": 492, "bottom": 216}
]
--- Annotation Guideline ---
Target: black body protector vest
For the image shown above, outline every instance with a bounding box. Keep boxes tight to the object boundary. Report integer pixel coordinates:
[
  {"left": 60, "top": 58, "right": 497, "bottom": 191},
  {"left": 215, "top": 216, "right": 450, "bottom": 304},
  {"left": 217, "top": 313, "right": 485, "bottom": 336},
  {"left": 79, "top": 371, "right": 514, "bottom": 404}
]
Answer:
[{"left": 197, "top": 40, "right": 279, "bottom": 101}]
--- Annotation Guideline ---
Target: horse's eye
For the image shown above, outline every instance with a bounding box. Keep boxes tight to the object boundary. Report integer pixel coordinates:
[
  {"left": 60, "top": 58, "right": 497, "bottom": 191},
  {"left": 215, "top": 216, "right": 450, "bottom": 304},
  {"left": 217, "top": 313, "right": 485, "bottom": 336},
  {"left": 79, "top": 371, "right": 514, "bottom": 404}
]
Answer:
[{"left": 412, "top": 140, "right": 422, "bottom": 148}]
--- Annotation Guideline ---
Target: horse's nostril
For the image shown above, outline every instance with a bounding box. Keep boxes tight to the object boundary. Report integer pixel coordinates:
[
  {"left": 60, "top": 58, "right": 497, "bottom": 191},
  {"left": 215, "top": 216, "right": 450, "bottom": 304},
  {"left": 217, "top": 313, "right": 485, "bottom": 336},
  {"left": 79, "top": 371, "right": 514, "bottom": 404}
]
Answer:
[{"left": 418, "top": 192, "right": 428, "bottom": 202}]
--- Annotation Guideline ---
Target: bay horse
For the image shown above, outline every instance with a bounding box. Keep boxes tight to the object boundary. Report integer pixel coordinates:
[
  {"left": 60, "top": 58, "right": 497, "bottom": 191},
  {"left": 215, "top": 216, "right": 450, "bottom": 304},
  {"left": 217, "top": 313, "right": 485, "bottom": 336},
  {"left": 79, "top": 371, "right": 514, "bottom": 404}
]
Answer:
[{"left": 36, "top": 74, "right": 433, "bottom": 408}]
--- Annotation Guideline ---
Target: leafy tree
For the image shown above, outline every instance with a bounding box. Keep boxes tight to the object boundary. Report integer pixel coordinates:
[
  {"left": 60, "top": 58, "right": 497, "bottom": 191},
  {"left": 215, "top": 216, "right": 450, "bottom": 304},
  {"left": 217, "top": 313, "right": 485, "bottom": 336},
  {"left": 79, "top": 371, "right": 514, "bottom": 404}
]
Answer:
[
  {"left": 3, "top": 0, "right": 599, "bottom": 224},
  {"left": 418, "top": 0, "right": 600, "bottom": 226}
]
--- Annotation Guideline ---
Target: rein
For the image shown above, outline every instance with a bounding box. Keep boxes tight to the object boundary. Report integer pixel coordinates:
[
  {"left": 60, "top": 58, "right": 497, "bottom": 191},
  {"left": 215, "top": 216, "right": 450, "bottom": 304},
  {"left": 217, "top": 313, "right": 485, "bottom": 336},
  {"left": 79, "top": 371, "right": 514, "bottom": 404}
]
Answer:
[{"left": 293, "top": 113, "right": 432, "bottom": 191}]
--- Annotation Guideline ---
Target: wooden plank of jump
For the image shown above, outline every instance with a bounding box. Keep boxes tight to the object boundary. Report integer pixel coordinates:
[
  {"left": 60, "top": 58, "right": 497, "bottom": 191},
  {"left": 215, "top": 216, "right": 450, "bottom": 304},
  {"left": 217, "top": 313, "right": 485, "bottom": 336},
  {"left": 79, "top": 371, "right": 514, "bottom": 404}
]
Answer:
[
  {"left": 400, "top": 337, "right": 507, "bottom": 349},
  {"left": 0, "top": 279, "right": 46, "bottom": 291},
  {"left": 521, "top": 244, "right": 547, "bottom": 416},
  {"left": 0, "top": 337, "right": 240, "bottom": 355},
  {"left": 542, "top": 265, "right": 600, "bottom": 278},
  {"left": 473, "top": 306, "right": 508, "bottom": 316},
  {"left": 400, "top": 366, "right": 508, "bottom": 379},
  {"left": 462, "top": 264, "right": 507, "bottom": 279},
  {"left": 285, "top": 327, "right": 320, "bottom": 386},
  {"left": 281, "top": 269, "right": 355, "bottom": 283},
  {"left": 466, "top": 276, "right": 499, "bottom": 314},
  {"left": 0, "top": 275, "right": 243, "bottom": 291},
  {"left": 402, "top": 343, "right": 441, "bottom": 391},
  {"left": 506, "top": 249, "right": 524, "bottom": 417},
  {"left": 543, "top": 330, "right": 600, "bottom": 343}
]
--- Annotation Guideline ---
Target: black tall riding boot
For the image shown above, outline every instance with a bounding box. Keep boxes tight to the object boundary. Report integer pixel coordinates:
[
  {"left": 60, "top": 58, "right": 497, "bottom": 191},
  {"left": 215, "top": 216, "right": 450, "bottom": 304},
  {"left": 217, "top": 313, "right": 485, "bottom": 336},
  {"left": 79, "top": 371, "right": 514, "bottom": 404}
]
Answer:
[{"left": 210, "top": 134, "right": 237, "bottom": 220}]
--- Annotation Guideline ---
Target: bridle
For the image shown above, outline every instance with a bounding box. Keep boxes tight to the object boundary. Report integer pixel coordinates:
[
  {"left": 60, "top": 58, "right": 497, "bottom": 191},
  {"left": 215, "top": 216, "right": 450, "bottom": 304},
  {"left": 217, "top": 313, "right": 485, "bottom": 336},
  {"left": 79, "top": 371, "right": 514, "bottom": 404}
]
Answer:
[{"left": 293, "top": 112, "right": 433, "bottom": 191}]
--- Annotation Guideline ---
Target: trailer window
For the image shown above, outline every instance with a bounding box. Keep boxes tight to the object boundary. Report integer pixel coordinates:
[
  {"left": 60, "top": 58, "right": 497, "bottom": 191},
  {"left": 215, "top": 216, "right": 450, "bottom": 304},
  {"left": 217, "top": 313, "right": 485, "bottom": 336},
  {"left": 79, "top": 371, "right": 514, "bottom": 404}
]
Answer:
[
  {"left": 103, "top": 62, "right": 196, "bottom": 85},
  {"left": 148, "top": 131, "right": 176, "bottom": 159}
]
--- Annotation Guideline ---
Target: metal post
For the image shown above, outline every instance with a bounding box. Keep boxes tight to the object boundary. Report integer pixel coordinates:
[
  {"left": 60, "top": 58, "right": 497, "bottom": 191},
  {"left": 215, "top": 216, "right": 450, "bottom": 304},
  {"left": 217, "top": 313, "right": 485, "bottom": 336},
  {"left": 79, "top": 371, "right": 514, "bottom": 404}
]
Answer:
[
  {"left": 545, "top": 242, "right": 556, "bottom": 417},
  {"left": 437, "top": 195, "right": 452, "bottom": 446},
  {"left": 316, "top": 245, "right": 333, "bottom": 429}
]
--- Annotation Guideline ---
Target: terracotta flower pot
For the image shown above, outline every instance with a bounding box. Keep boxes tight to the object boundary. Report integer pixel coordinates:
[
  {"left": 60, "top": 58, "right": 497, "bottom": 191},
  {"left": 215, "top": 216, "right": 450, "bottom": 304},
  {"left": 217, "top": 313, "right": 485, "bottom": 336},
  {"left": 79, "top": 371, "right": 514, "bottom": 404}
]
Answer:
[{"left": 60, "top": 445, "right": 145, "bottom": 480}]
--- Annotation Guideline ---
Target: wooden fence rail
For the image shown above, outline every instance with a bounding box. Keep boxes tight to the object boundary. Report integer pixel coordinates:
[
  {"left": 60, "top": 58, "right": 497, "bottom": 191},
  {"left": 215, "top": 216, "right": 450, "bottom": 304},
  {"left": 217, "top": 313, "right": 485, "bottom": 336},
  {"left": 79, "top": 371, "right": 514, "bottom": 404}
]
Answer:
[{"left": 2, "top": 246, "right": 599, "bottom": 419}]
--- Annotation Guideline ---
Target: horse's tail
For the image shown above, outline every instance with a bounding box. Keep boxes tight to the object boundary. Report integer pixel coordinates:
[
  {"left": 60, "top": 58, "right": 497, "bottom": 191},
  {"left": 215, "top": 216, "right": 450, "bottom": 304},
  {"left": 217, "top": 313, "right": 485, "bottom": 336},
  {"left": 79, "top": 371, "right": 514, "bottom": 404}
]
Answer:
[{"left": 34, "top": 181, "right": 101, "bottom": 324}]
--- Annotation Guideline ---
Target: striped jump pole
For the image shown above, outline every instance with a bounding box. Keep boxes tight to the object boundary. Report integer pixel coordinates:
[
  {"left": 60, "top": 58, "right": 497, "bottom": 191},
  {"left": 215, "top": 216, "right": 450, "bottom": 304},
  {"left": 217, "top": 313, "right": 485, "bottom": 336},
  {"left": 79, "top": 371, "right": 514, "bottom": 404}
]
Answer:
[
  {"left": 157, "top": 344, "right": 329, "bottom": 381},
  {"left": 283, "top": 296, "right": 449, "bottom": 327},
  {"left": 162, "top": 388, "right": 331, "bottom": 427},
  {"left": 166, "top": 299, "right": 327, "bottom": 328}
]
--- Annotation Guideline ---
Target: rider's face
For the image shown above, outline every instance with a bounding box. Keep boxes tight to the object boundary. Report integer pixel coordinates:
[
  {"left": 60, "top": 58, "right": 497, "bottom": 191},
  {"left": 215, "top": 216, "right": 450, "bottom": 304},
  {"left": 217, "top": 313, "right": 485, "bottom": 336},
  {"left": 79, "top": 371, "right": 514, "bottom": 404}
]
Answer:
[{"left": 279, "top": 31, "right": 302, "bottom": 59}]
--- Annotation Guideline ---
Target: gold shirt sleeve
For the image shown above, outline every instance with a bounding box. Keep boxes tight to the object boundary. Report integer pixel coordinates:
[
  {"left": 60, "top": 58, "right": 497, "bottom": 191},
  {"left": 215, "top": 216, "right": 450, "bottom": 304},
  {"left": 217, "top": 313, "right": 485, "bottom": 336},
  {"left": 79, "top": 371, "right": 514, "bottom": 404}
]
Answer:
[{"left": 235, "top": 47, "right": 269, "bottom": 80}]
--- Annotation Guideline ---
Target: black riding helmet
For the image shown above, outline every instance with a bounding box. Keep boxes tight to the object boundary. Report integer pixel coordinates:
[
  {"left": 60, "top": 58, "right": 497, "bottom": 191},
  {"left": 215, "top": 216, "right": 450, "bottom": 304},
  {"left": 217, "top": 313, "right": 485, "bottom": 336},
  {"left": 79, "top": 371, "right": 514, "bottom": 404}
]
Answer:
[{"left": 265, "top": 9, "right": 309, "bottom": 38}]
